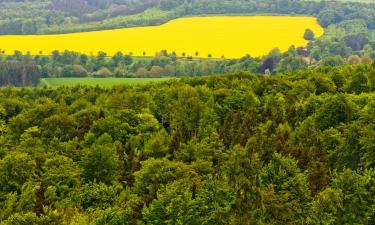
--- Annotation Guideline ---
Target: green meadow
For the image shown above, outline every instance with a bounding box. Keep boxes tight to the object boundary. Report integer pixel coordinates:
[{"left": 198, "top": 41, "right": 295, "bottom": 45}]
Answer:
[{"left": 40, "top": 77, "right": 174, "bottom": 87}]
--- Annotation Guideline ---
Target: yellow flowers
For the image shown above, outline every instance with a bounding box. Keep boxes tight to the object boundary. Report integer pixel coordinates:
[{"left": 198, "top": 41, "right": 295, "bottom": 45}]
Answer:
[{"left": 0, "top": 16, "right": 323, "bottom": 58}]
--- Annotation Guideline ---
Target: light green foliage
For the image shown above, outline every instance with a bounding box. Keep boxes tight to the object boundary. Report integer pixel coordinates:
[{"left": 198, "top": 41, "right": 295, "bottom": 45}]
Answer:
[
  {"left": 1, "top": 211, "right": 63, "bottom": 225},
  {"left": 309, "top": 169, "right": 375, "bottom": 224},
  {"left": 42, "top": 155, "right": 82, "bottom": 199},
  {"left": 143, "top": 177, "right": 234, "bottom": 225},
  {"left": 71, "top": 182, "right": 122, "bottom": 210},
  {"left": 0, "top": 152, "right": 36, "bottom": 194},
  {"left": 133, "top": 158, "right": 197, "bottom": 200}
]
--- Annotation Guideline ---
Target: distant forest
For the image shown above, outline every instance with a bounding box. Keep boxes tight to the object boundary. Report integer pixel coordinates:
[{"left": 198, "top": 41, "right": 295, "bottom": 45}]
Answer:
[
  {"left": 0, "top": 0, "right": 374, "bottom": 34},
  {"left": 1, "top": 64, "right": 375, "bottom": 223},
  {"left": 1, "top": 0, "right": 375, "bottom": 86},
  {"left": 0, "top": 40, "right": 374, "bottom": 86}
]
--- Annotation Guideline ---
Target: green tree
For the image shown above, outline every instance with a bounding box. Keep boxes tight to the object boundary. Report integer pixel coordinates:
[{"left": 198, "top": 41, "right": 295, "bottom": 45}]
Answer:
[
  {"left": 143, "top": 177, "right": 234, "bottom": 225},
  {"left": 133, "top": 158, "right": 197, "bottom": 203},
  {"left": 42, "top": 155, "right": 82, "bottom": 200},
  {"left": 345, "top": 72, "right": 370, "bottom": 94},
  {"left": 224, "top": 145, "right": 263, "bottom": 224},
  {"left": 150, "top": 66, "right": 164, "bottom": 78},
  {"left": 0, "top": 152, "right": 36, "bottom": 194},
  {"left": 82, "top": 134, "right": 120, "bottom": 184},
  {"left": 93, "top": 67, "right": 112, "bottom": 78},
  {"left": 309, "top": 169, "right": 375, "bottom": 225},
  {"left": 347, "top": 55, "right": 361, "bottom": 65},
  {"left": 261, "top": 153, "right": 310, "bottom": 224},
  {"left": 71, "top": 182, "right": 122, "bottom": 210},
  {"left": 304, "top": 29, "right": 315, "bottom": 40},
  {"left": 61, "top": 65, "right": 88, "bottom": 77},
  {"left": 315, "top": 95, "right": 354, "bottom": 130}
]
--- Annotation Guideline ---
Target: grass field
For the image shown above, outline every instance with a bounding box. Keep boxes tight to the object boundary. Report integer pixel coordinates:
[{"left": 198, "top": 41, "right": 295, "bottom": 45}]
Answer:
[
  {"left": 40, "top": 77, "right": 174, "bottom": 87},
  {"left": 309, "top": 0, "right": 373, "bottom": 2},
  {"left": 0, "top": 16, "right": 324, "bottom": 58}
]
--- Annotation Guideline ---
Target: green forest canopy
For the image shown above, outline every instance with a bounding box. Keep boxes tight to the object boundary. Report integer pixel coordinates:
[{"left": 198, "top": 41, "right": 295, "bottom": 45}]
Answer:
[
  {"left": 1, "top": 0, "right": 375, "bottom": 223},
  {"left": 0, "top": 63, "right": 375, "bottom": 223}
]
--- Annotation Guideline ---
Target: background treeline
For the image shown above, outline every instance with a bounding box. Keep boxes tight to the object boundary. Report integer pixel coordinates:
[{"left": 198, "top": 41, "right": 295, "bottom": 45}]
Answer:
[
  {"left": 1, "top": 0, "right": 375, "bottom": 83},
  {"left": 0, "top": 42, "right": 373, "bottom": 86},
  {"left": 0, "top": 0, "right": 374, "bottom": 34},
  {"left": 0, "top": 63, "right": 375, "bottom": 224},
  {"left": 0, "top": 61, "right": 40, "bottom": 86}
]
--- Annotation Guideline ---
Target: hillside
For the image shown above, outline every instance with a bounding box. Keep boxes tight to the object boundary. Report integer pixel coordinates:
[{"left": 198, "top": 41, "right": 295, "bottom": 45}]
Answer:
[
  {"left": 0, "top": 0, "right": 374, "bottom": 80},
  {"left": 1, "top": 0, "right": 375, "bottom": 223},
  {"left": 0, "top": 0, "right": 374, "bottom": 34},
  {"left": 0, "top": 16, "right": 324, "bottom": 58}
]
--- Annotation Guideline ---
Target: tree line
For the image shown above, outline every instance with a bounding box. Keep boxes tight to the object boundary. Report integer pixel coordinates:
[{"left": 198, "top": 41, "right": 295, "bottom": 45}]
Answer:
[
  {"left": 0, "top": 42, "right": 373, "bottom": 85},
  {"left": 0, "top": 61, "right": 40, "bottom": 86},
  {"left": 0, "top": 63, "right": 375, "bottom": 224}
]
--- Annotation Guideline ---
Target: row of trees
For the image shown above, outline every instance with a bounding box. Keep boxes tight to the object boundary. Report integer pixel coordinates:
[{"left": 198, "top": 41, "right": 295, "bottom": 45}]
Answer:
[
  {"left": 0, "top": 61, "right": 40, "bottom": 86},
  {"left": 0, "top": 44, "right": 374, "bottom": 80},
  {"left": 0, "top": 63, "right": 375, "bottom": 223}
]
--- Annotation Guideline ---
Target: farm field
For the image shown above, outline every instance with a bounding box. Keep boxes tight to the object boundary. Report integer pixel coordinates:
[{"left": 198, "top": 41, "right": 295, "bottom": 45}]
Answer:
[
  {"left": 40, "top": 77, "right": 174, "bottom": 87},
  {"left": 0, "top": 16, "right": 324, "bottom": 58}
]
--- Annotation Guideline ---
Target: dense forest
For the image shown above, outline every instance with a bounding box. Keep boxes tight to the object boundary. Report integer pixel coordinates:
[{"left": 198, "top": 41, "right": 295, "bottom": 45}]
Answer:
[
  {"left": 0, "top": 63, "right": 375, "bottom": 223},
  {"left": 1, "top": 0, "right": 375, "bottom": 224}
]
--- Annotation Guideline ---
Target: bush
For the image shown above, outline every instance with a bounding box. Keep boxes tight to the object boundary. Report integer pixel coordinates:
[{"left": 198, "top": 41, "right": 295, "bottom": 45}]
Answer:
[
  {"left": 61, "top": 65, "right": 88, "bottom": 77},
  {"left": 93, "top": 67, "right": 112, "bottom": 78}
]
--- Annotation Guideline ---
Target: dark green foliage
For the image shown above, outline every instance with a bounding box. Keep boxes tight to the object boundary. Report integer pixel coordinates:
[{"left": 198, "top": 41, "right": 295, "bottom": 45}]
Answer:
[
  {"left": 304, "top": 29, "right": 315, "bottom": 40},
  {"left": 82, "top": 134, "right": 120, "bottom": 184},
  {"left": 315, "top": 95, "right": 354, "bottom": 130},
  {"left": 0, "top": 64, "right": 374, "bottom": 223},
  {"left": 261, "top": 154, "right": 310, "bottom": 224},
  {"left": 0, "top": 62, "right": 40, "bottom": 86}
]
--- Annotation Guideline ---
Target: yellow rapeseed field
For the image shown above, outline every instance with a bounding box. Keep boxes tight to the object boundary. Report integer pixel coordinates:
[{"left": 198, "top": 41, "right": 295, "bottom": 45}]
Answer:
[{"left": 0, "top": 16, "right": 324, "bottom": 58}]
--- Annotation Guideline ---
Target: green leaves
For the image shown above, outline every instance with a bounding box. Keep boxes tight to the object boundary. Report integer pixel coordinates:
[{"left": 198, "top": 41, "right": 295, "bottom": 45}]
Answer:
[
  {"left": 133, "top": 158, "right": 197, "bottom": 200},
  {"left": 315, "top": 95, "right": 354, "bottom": 130},
  {"left": 82, "top": 134, "right": 120, "bottom": 185},
  {"left": 310, "top": 169, "right": 375, "bottom": 225},
  {"left": 0, "top": 152, "right": 36, "bottom": 194},
  {"left": 0, "top": 65, "right": 375, "bottom": 223},
  {"left": 261, "top": 154, "right": 310, "bottom": 224},
  {"left": 142, "top": 177, "right": 234, "bottom": 225},
  {"left": 42, "top": 155, "right": 82, "bottom": 199}
]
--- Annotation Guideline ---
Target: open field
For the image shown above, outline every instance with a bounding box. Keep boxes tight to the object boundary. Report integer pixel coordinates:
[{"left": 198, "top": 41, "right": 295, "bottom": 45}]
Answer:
[
  {"left": 309, "top": 0, "right": 373, "bottom": 2},
  {"left": 0, "top": 16, "right": 324, "bottom": 58},
  {"left": 40, "top": 77, "right": 174, "bottom": 87}
]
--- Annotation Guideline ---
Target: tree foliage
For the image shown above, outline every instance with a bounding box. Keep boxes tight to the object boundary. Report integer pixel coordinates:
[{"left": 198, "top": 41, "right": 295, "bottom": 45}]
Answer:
[{"left": 0, "top": 61, "right": 375, "bottom": 223}]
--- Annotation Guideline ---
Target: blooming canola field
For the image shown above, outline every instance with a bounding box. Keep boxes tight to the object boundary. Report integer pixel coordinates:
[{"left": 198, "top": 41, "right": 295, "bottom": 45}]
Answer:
[{"left": 0, "top": 16, "right": 324, "bottom": 58}]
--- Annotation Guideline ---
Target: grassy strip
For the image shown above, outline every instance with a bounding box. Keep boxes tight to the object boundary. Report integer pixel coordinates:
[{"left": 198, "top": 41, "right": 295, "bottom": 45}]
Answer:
[{"left": 40, "top": 77, "right": 175, "bottom": 88}]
